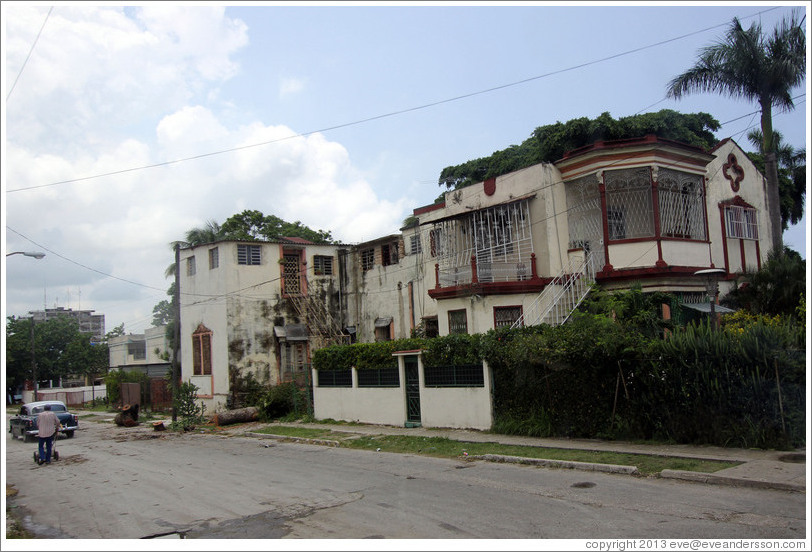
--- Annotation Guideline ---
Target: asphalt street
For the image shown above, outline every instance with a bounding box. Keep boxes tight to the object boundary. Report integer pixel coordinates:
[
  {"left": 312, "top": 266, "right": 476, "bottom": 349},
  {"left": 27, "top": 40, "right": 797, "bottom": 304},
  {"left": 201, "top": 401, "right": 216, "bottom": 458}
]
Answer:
[{"left": 4, "top": 413, "right": 806, "bottom": 541}]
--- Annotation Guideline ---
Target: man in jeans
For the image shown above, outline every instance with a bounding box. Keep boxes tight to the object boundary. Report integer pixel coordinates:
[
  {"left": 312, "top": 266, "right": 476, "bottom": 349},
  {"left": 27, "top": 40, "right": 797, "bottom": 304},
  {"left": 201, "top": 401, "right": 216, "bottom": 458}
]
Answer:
[{"left": 37, "top": 404, "right": 61, "bottom": 465}]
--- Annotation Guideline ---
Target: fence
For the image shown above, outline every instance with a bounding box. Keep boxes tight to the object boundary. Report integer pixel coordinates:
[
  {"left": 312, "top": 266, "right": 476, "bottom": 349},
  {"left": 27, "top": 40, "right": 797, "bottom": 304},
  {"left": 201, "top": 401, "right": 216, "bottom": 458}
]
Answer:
[{"left": 24, "top": 385, "right": 107, "bottom": 407}]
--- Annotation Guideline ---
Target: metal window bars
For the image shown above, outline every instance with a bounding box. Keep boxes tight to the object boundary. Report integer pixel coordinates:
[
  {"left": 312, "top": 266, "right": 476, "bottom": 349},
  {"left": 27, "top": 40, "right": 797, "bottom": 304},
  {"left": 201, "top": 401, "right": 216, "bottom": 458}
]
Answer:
[{"left": 658, "top": 169, "right": 706, "bottom": 240}]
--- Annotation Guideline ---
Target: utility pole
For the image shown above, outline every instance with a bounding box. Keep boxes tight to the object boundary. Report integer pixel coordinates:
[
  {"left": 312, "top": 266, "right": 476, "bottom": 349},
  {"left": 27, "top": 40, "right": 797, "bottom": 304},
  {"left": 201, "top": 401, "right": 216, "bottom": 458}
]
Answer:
[
  {"left": 172, "top": 243, "right": 180, "bottom": 422},
  {"left": 30, "top": 316, "right": 38, "bottom": 401}
]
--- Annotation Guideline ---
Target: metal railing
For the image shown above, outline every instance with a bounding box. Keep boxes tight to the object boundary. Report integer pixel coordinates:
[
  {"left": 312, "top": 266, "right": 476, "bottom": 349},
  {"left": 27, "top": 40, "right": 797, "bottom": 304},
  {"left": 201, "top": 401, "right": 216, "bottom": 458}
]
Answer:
[{"left": 513, "top": 251, "right": 596, "bottom": 328}]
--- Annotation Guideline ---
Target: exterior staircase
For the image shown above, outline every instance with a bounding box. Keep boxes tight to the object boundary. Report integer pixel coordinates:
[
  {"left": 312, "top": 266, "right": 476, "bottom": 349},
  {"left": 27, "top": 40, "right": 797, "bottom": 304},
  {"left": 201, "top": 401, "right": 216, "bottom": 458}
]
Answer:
[{"left": 512, "top": 251, "right": 596, "bottom": 328}]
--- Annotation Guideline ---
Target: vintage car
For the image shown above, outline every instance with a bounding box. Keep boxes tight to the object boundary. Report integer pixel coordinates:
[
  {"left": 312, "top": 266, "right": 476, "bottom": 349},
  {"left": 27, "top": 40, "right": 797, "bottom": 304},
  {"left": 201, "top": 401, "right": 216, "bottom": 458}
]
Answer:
[{"left": 9, "top": 400, "right": 79, "bottom": 442}]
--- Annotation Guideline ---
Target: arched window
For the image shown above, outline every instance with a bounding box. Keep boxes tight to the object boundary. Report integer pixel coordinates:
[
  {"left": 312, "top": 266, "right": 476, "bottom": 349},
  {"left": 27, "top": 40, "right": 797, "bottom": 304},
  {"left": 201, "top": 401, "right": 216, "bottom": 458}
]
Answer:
[{"left": 192, "top": 324, "right": 212, "bottom": 376}]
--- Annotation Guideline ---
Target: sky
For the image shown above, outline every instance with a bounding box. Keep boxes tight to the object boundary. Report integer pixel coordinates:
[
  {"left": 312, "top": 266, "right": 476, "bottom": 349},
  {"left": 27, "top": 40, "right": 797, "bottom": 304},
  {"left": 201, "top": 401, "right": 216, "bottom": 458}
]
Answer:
[{"left": 2, "top": 1, "right": 809, "bottom": 337}]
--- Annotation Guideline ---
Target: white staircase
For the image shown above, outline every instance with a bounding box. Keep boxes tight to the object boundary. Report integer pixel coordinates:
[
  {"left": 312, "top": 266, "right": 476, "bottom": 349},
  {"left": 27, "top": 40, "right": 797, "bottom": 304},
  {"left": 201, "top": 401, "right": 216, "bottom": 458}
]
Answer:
[{"left": 512, "top": 251, "right": 596, "bottom": 328}]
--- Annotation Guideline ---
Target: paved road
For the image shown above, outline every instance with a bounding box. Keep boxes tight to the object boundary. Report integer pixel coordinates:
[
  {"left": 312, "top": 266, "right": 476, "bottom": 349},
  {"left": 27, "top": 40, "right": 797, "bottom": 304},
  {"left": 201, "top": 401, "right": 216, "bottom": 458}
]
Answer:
[{"left": 4, "top": 415, "right": 806, "bottom": 540}]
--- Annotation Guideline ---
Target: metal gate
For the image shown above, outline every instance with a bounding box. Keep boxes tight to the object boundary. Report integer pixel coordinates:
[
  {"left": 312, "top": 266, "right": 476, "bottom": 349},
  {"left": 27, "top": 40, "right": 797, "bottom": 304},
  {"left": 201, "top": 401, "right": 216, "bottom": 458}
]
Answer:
[{"left": 404, "top": 356, "right": 421, "bottom": 427}]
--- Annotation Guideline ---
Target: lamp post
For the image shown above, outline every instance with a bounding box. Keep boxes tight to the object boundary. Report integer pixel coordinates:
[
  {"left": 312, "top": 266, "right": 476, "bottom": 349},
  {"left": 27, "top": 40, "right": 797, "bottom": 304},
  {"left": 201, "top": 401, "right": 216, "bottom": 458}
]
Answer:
[
  {"left": 6, "top": 251, "right": 46, "bottom": 259},
  {"left": 694, "top": 268, "right": 726, "bottom": 329},
  {"left": 7, "top": 250, "right": 46, "bottom": 400}
]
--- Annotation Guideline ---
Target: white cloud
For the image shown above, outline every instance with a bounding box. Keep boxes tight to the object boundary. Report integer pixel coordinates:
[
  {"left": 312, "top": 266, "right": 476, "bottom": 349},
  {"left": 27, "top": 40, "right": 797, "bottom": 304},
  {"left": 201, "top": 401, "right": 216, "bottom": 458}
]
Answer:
[
  {"left": 279, "top": 77, "right": 305, "bottom": 98},
  {"left": 3, "top": 6, "right": 410, "bottom": 332}
]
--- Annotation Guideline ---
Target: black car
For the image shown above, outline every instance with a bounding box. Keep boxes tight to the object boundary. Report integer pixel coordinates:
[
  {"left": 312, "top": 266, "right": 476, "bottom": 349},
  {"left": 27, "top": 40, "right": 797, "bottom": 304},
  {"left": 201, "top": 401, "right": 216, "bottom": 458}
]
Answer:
[{"left": 9, "top": 400, "right": 79, "bottom": 442}]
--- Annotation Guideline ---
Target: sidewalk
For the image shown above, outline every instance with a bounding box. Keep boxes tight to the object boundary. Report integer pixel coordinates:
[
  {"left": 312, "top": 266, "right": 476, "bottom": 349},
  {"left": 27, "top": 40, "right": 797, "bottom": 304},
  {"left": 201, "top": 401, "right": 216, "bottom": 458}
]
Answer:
[{"left": 256, "top": 421, "right": 806, "bottom": 493}]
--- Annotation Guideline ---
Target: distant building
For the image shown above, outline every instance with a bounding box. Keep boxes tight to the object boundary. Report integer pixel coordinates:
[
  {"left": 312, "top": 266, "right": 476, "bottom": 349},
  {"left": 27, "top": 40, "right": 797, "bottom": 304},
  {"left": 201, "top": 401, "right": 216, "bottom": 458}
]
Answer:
[
  {"left": 108, "top": 326, "right": 172, "bottom": 378},
  {"left": 29, "top": 307, "right": 105, "bottom": 339}
]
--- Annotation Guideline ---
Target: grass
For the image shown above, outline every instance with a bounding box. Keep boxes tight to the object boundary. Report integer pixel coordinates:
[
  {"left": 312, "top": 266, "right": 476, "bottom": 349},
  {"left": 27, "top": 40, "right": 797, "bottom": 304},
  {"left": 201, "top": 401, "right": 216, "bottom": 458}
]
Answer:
[
  {"left": 256, "top": 425, "right": 741, "bottom": 477},
  {"left": 6, "top": 485, "right": 33, "bottom": 539}
]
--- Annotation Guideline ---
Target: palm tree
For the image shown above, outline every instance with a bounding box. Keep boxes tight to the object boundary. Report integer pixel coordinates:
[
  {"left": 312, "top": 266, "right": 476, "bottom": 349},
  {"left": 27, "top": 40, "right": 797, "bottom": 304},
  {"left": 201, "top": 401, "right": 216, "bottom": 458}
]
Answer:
[
  {"left": 666, "top": 12, "right": 806, "bottom": 252},
  {"left": 747, "top": 129, "right": 806, "bottom": 231},
  {"left": 165, "top": 220, "right": 225, "bottom": 278}
]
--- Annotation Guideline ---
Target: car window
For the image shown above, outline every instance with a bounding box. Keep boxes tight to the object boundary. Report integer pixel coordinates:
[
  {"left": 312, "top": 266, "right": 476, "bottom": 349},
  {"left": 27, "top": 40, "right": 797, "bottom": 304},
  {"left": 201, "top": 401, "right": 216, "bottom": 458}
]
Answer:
[
  {"left": 20, "top": 407, "right": 29, "bottom": 415},
  {"left": 51, "top": 405, "right": 67, "bottom": 412},
  {"left": 31, "top": 406, "right": 43, "bottom": 414}
]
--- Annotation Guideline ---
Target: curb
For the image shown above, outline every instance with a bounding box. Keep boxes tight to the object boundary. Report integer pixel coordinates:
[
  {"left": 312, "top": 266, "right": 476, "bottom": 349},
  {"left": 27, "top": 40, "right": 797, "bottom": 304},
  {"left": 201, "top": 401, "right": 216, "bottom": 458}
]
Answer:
[
  {"left": 245, "top": 431, "right": 341, "bottom": 447},
  {"left": 660, "top": 469, "right": 805, "bottom": 493},
  {"left": 473, "top": 453, "right": 640, "bottom": 475}
]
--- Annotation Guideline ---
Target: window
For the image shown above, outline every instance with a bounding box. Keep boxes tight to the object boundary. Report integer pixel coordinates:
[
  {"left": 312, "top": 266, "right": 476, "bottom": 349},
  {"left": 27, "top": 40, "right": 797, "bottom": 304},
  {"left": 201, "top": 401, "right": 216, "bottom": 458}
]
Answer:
[
  {"left": 606, "top": 208, "right": 626, "bottom": 240},
  {"left": 423, "top": 316, "right": 439, "bottom": 338},
  {"left": 409, "top": 235, "right": 422, "bottom": 255},
  {"left": 725, "top": 205, "right": 759, "bottom": 240},
  {"left": 127, "top": 342, "right": 146, "bottom": 360},
  {"left": 237, "top": 244, "right": 261, "bottom": 265},
  {"left": 658, "top": 169, "right": 706, "bottom": 240},
  {"left": 313, "top": 255, "right": 333, "bottom": 276},
  {"left": 382, "top": 242, "right": 398, "bottom": 266},
  {"left": 374, "top": 317, "right": 393, "bottom": 342},
  {"left": 282, "top": 251, "right": 303, "bottom": 296},
  {"left": 209, "top": 247, "right": 219, "bottom": 269},
  {"left": 448, "top": 309, "right": 468, "bottom": 334},
  {"left": 191, "top": 324, "right": 212, "bottom": 376},
  {"left": 494, "top": 306, "right": 523, "bottom": 328},
  {"left": 186, "top": 256, "right": 196, "bottom": 276},
  {"left": 604, "top": 168, "right": 654, "bottom": 240},
  {"left": 429, "top": 228, "right": 444, "bottom": 257},
  {"left": 361, "top": 248, "right": 374, "bottom": 271}
]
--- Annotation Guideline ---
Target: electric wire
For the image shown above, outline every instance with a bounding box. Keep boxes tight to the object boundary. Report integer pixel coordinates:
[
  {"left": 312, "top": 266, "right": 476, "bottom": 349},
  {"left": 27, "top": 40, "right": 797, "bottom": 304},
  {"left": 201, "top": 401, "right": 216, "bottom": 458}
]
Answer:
[{"left": 6, "top": 6, "right": 53, "bottom": 102}]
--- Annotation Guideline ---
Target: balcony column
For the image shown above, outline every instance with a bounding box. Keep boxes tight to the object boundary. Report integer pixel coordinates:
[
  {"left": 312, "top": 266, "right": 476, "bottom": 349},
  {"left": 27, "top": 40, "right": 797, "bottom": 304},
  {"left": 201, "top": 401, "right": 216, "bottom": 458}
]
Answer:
[
  {"left": 470, "top": 255, "right": 478, "bottom": 284},
  {"left": 530, "top": 253, "right": 539, "bottom": 280},
  {"left": 651, "top": 166, "right": 667, "bottom": 268},
  {"left": 597, "top": 170, "right": 613, "bottom": 273},
  {"left": 434, "top": 263, "right": 441, "bottom": 289}
]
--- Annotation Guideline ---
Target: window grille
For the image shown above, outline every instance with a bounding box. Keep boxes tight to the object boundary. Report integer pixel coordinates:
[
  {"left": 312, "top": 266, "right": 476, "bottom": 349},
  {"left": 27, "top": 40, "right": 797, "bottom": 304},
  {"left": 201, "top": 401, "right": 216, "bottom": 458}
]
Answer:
[
  {"left": 318, "top": 369, "right": 352, "bottom": 387},
  {"left": 566, "top": 174, "right": 606, "bottom": 269},
  {"left": 238, "top": 244, "right": 261, "bottom": 265},
  {"left": 432, "top": 198, "right": 533, "bottom": 285},
  {"left": 313, "top": 255, "right": 333, "bottom": 276},
  {"left": 448, "top": 309, "right": 468, "bottom": 334},
  {"left": 186, "top": 256, "right": 196, "bottom": 276},
  {"left": 361, "top": 248, "right": 374, "bottom": 271},
  {"left": 725, "top": 206, "right": 759, "bottom": 240},
  {"left": 658, "top": 169, "right": 706, "bottom": 240},
  {"left": 282, "top": 252, "right": 302, "bottom": 296},
  {"left": 209, "top": 247, "right": 219, "bottom": 269},
  {"left": 424, "top": 364, "right": 484, "bottom": 387},
  {"left": 604, "top": 168, "right": 655, "bottom": 240},
  {"left": 357, "top": 367, "right": 400, "bottom": 387},
  {"left": 494, "top": 306, "right": 523, "bottom": 328},
  {"left": 281, "top": 342, "right": 308, "bottom": 382}
]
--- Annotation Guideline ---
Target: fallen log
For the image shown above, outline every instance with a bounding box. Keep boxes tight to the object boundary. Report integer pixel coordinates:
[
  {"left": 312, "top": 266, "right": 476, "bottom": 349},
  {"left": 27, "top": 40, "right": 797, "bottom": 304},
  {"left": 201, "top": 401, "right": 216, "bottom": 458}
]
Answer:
[
  {"left": 212, "top": 407, "right": 259, "bottom": 426},
  {"left": 114, "top": 403, "right": 140, "bottom": 427}
]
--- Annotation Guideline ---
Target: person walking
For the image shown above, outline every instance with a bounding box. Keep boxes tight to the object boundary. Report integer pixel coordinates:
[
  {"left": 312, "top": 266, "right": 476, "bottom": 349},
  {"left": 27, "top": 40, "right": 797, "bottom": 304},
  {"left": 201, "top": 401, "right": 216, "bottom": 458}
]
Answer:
[{"left": 37, "top": 404, "right": 61, "bottom": 465}]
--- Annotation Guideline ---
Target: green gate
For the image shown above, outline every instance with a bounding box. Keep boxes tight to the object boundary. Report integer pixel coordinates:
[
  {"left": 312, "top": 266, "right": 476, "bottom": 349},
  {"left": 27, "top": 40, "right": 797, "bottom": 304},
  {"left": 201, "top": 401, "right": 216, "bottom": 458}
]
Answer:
[{"left": 404, "top": 356, "right": 421, "bottom": 427}]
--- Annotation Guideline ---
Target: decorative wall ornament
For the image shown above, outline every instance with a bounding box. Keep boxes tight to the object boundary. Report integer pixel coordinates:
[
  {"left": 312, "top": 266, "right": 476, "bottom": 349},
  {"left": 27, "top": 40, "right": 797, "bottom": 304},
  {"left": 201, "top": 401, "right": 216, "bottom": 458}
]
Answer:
[{"left": 722, "top": 153, "right": 745, "bottom": 192}]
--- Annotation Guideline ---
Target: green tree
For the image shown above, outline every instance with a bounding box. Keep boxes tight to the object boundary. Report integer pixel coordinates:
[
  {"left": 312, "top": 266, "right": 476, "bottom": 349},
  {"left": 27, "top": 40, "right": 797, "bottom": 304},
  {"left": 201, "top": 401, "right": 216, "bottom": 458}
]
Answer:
[
  {"left": 722, "top": 248, "right": 806, "bottom": 317},
  {"left": 438, "top": 110, "right": 721, "bottom": 191},
  {"left": 220, "top": 209, "right": 334, "bottom": 243},
  {"left": 666, "top": 12, "right": 806, "bottom": 252}
]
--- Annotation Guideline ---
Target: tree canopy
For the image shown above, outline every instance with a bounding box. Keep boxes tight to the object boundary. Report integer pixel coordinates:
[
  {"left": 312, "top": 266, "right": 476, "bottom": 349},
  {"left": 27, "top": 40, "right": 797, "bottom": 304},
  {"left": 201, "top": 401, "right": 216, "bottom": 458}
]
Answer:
[{"left": 437, "top": 110, "right": 721, "bottom": 191}]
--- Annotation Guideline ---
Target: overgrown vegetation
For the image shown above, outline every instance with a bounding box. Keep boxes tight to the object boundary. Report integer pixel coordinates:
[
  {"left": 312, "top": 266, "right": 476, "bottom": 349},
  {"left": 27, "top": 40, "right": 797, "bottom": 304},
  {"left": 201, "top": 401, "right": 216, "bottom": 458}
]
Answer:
[
  {"left": 105, "top": 370, "right": 151, "bottom": 408},
  {"left": 437, "top": 110, "right": 720, "bottom": 192}
]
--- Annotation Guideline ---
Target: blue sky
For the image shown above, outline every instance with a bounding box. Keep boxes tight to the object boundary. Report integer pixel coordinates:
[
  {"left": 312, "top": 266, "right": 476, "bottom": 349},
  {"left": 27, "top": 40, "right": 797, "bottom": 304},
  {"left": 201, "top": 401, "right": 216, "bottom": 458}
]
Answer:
[{"left": 2, "top": 2, "right": 809, "bottom": 336}]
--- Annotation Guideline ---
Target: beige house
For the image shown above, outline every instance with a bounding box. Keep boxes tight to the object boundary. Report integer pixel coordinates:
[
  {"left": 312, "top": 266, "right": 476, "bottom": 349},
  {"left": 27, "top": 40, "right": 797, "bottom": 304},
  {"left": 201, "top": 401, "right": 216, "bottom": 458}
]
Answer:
[
  {"left": 177, "top": 136, "right": 773, "bottom": 415},
  {"left": 349, "top": 136, "right": 771, "bottom": 340},
  {"left": 108, "top": 326, "right": 172, "bottom": 378}
]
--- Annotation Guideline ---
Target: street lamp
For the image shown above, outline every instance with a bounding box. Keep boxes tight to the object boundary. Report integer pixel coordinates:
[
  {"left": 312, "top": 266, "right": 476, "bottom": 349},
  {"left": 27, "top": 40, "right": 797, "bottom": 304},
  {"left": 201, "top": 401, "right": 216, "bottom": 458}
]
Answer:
[
  {"left": 6, "top": 251, "right": 46, "bottom": 259},
  {"left": 694, "top": 268, "right": 726, "bottom": 329}
]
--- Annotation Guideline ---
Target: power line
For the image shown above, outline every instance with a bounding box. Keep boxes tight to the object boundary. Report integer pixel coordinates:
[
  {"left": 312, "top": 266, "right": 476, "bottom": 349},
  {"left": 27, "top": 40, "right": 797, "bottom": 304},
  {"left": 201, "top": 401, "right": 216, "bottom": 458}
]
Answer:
[
  {"left": 6, "top": 6, "right": 53, "bottom": 102},
  {"left": 5, "top": 6, "right": 785, "bottom": 194}
]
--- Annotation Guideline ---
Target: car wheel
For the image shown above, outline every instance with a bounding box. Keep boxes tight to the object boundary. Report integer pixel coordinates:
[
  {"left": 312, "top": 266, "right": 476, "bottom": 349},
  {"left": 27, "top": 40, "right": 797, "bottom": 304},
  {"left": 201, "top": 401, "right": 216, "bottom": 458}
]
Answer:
[{"left": 65, "top": 431, "right": 74, "bottom": 439}]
